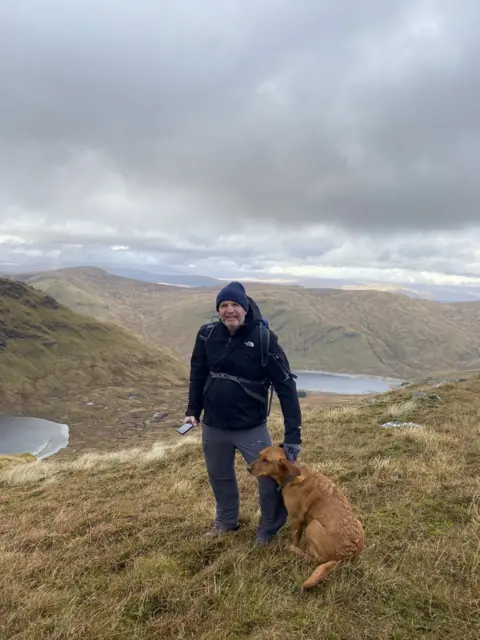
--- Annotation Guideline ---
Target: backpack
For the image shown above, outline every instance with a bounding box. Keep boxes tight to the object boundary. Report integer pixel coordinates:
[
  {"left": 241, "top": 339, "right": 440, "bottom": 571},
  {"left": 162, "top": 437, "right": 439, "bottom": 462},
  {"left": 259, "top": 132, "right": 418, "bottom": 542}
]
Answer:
[{"left": 201, "top": 317, "right": 274, "bottom": 416}]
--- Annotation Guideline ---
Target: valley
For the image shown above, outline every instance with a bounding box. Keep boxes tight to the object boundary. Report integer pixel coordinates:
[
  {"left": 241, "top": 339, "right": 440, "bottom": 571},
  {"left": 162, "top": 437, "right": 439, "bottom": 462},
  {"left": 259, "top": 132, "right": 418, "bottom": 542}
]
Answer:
[
  {"left": 5, "top": 266, "right": 480, "bottom": 461},
  {"left": 0, "top": 278, "right": 190, "bottom": 456},
  {"left": 0, "top": 275, "right": 347, "bottom": 458},
  {"left": 15, "top": 266, "right": 480, "bottom": 379}
]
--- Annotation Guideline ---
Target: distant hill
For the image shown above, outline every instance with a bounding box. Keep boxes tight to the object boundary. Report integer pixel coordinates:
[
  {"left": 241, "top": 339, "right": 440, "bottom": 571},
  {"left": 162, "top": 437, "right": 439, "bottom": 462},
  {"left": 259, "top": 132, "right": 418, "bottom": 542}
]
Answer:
[
  {"left": 0, "top": 277, "right": 189, "bottom": 454},
  {"left": 6, "top": 261, "right": 480, "bottom": 301},
  {"left": 16, "top": 267, "right": 480, "bottom": 379},
  {"left": 341, "top": 282, "right": 431, "bottom": 299},
  {"left": 339, "top": 281, "right": 480, "bottom": 302},
  {"left": 106, "top": 268, "right": 221, "bottom": 287}
]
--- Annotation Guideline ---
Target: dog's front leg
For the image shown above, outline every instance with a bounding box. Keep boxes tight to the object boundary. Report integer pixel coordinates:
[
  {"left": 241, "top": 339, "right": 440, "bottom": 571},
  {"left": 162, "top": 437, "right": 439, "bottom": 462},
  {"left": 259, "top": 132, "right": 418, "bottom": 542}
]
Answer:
[{"left": 289, "top": 519, "right": 306, "bottom": 557}]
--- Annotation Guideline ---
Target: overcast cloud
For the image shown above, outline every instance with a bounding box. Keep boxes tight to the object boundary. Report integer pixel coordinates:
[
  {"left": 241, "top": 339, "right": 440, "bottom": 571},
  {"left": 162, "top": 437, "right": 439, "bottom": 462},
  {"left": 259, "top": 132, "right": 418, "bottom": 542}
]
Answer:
[{"left": 1, "top": 0, "right": 480, "bottom": 285}]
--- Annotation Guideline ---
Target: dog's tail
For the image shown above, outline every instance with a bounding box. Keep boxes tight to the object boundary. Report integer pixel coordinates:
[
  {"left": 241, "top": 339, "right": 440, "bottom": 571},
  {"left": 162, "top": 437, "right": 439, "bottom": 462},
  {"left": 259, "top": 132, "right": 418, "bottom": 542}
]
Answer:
[{"left": 302, "top": 560, "right": 339, "bottom": 590}]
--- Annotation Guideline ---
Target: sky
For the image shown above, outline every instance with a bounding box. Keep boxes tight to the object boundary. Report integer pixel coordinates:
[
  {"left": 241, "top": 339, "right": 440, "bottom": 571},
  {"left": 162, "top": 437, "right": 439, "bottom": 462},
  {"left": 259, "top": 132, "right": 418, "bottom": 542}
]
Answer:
[{"left": 1, "top": 0, "right": 480, "bottom": 286}]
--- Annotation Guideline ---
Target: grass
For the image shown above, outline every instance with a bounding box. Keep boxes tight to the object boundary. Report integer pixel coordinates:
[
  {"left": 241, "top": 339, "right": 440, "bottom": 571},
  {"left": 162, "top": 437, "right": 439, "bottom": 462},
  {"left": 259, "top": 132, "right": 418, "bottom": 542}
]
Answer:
[
  {"left": 322, "top": 403, "right": 363, "bottom": 422},
  {"left": 1, "top": 376, "right": 479, "bottom": 639},
  {"left": 0, "top": 437, "right": 197, "bottom": 486},
  {"left": 381, "top": 399, "right": 418, "bottom": 419}
]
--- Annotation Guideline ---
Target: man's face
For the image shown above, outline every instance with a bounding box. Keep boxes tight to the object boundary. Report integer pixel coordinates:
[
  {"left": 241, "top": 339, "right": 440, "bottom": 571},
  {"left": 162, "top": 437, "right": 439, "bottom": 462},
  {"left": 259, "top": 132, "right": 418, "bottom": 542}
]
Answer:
[{"left": 218, "top": 300, "right": 247, "bottom": 332}]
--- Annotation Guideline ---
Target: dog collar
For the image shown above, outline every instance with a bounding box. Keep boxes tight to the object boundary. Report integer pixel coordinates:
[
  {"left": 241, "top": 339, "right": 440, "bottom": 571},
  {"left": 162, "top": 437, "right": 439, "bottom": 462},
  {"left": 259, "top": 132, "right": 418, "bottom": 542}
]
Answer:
[
  {"left": 247, "top": 459, "right": 301, "bottom": 492},
  {"left": 276, "top": 473, "right": 296, "bottom": 492}
]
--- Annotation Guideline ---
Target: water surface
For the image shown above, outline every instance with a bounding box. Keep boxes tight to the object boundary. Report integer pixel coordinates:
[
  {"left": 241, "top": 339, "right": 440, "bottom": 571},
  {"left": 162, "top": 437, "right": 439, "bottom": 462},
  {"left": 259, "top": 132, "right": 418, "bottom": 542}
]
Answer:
[
  {"left": 293, "top": 370, "right": 404, "bottom": 395},
  {"left": 0, "top": 416, "right": 69, "bottom": 459}
]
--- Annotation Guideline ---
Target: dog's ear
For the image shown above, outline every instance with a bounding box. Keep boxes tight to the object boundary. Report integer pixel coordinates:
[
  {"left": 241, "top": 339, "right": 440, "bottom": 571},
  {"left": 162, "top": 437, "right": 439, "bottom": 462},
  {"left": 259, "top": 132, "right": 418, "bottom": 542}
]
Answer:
[{"left": 281, "top": 458, "right": 301, "bottom": 476}]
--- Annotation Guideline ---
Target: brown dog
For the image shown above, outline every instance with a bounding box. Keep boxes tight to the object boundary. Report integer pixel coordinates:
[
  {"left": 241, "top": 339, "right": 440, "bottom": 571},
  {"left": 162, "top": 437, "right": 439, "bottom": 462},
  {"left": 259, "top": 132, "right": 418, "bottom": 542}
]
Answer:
[{"left": 248, "top": 446, "right": 365, "bottom": 589}]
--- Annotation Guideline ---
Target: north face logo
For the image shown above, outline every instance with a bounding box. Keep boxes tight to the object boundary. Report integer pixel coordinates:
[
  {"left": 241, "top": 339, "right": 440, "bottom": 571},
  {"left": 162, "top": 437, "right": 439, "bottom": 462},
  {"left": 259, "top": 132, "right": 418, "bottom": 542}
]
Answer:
[{"left": 244, "top": 341, "right": 254, "bottom": 348}]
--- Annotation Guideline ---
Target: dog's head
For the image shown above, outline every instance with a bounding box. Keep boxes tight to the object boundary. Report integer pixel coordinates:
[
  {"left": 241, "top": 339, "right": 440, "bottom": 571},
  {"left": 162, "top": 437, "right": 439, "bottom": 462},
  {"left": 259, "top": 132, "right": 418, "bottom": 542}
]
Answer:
[{"left": 247, "top": 445, "right": 301, "bottom": 483}]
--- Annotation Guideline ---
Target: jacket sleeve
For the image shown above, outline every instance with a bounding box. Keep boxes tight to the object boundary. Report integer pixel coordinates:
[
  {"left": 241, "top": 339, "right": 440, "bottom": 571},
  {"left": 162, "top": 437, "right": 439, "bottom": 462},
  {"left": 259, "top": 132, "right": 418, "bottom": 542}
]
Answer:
[
  {"left": 185, "top": 327, "right": 209, "bottom": 420},
  {"left": 266, "top": 332, "right": 302, "bottom": 445}
]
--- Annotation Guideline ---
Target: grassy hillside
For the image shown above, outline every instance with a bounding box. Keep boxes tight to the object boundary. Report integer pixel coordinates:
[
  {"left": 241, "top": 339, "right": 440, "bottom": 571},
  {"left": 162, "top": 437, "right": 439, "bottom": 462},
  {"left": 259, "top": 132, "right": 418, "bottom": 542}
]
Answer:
[
  {"left": 1, "top": 375, "right": 478, "bottom": 638},
  {"left": 19, "top": 267, "right": 480, "bottom": 378},
  {"left": 19, "top": 266, "right": 185, "bottom": 325},
  {"left": 448, "top": 300, "right": 480, "bottom": 321},
  {"left": 0, "top": 278, "right": 189, "bottom": 454}
]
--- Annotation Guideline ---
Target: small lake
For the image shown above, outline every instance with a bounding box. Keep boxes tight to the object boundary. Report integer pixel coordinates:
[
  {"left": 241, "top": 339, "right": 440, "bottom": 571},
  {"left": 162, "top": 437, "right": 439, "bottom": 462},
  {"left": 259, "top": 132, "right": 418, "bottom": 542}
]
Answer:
[
  {"left": 0, "top": 416, "right": 69, "bottom": 459},
  {"left": 293, "top": 370, "right": 404, "bottom": 395}
]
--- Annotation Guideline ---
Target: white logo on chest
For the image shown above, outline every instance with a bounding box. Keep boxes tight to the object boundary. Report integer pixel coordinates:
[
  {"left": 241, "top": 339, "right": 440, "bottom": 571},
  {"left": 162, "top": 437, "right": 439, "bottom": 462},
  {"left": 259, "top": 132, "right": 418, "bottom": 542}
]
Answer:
[{"left": 244, "top": 341, "right": 255, "bottom": 348}]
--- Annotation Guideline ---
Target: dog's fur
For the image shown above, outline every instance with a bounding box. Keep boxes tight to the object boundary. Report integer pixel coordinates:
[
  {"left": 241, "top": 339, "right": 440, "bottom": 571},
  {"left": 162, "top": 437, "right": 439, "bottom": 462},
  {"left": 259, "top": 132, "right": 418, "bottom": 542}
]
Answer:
[{"left": 249, "top": 446, "right": 365, "bottom": 589}]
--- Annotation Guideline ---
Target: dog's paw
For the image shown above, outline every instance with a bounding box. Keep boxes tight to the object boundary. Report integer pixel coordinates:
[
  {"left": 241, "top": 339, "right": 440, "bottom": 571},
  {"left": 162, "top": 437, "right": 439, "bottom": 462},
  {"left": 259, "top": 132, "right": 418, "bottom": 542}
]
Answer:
[{"left": 289, "top": 544, "right": 306, "bottom": 557}]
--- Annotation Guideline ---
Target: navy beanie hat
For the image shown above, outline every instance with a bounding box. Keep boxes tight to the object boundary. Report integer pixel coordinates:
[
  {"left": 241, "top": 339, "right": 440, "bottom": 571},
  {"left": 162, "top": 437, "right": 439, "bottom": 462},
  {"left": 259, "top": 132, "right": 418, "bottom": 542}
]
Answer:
[{"left": 216, "top": 281, "right": 249, "bottom": 312}]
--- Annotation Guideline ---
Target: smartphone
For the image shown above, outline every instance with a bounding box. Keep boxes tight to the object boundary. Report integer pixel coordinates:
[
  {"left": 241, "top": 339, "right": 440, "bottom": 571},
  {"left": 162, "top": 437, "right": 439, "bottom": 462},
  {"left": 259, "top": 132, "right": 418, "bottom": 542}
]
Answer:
[{"left": 177, "top": 422, "right": 195, "bottom": 435}]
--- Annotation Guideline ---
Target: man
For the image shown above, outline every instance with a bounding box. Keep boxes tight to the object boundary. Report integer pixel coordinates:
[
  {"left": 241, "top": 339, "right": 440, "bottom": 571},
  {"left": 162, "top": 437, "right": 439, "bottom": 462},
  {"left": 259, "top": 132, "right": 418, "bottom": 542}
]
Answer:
[{"left": 185, "top": 281, "right": 302, "bottom": 546}]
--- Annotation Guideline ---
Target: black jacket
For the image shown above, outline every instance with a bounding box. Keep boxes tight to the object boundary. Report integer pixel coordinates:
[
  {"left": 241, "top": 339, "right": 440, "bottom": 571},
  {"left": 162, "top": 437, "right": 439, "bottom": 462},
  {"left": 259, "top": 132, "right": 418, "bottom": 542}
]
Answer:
[{"left": 185, "top": 298, "right": 302, "bottom": 444}]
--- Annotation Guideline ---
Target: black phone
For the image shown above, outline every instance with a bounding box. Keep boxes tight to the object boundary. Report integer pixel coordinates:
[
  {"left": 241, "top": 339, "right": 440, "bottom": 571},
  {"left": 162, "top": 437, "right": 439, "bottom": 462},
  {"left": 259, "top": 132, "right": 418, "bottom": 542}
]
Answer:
[{"left": 177, "top": 422, "right": 195, "bottom": 435}]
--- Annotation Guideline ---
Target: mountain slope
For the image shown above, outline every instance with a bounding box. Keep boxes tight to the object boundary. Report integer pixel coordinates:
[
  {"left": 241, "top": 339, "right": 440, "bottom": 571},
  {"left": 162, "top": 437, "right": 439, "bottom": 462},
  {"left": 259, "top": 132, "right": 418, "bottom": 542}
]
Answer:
[
  {"left": 17, "top": 266, "right": 185, "bottom": 325},
  {"left": 0, "top": 278, "right": 189, "bottom": 454},
  {"left": 16, "top": 267, "right": 480, "bottom": 378}
]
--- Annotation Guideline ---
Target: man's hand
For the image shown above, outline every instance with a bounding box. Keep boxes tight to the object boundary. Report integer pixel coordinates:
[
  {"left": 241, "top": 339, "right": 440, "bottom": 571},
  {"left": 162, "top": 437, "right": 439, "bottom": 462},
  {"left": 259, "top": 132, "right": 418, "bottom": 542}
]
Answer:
[
  {"left": 185, "top": 416, "right": 198, "bottom": 427},
  {"left": 281, "top": 442, "right": 301, "bottom": 462}
]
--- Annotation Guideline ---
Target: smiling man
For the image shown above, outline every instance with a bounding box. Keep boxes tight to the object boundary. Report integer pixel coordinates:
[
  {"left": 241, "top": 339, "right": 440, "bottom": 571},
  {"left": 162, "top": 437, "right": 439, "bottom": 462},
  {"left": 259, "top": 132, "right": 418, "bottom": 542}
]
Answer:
[{"left": 185, "top": 281, "right": 302, "bottom": 546}]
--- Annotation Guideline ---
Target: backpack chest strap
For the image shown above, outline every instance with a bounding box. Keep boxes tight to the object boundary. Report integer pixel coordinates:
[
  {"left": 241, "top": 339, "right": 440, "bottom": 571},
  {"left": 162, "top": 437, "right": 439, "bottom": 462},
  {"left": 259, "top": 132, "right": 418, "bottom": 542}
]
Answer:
[
  {"left": 209, "top": 371, "right": 265, "bottom": 386},
  {"left": 208, "top": 371, "right": 269, "bottom": 407}
]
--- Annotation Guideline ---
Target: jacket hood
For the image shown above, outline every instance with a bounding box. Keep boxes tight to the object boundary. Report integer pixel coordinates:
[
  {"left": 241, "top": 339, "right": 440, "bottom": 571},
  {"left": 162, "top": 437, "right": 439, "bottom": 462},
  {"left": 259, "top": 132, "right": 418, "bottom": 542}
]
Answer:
[{"left": 245, "top": 296, "right": 264, "bottom": 324}]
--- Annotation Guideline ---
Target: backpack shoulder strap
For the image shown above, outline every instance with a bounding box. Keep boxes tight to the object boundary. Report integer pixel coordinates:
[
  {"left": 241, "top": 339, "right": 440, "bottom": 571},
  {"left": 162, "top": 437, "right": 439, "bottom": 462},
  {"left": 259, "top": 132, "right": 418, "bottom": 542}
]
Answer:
[
  {"left": 259, "top": 319, "right": 274, "bottom": 416},
  {"left": 201, "top": 318, "right": 270, "bottom": 369},
  {"left": 199, "top": 322, "right": 220, "bottom": 370},
  {"left": 259, "top": 319, "right": 270, "bottom": 368},
  {"left": 199, "top": 321, "right": 217, "bottom": 345}
]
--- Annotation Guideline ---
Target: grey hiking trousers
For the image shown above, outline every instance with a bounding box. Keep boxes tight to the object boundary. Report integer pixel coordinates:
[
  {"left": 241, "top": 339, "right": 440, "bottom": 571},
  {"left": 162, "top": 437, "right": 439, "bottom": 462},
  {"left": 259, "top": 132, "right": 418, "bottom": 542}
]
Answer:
[{"left": 202, "top": 422, "right": 288, "bottom": 539}]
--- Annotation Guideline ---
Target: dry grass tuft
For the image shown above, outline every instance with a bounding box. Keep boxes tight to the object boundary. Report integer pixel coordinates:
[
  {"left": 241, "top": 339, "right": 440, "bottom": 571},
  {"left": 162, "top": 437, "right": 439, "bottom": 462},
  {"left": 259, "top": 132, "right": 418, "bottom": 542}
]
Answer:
[
  {"left": 382, "top": 399, "right": 418, "bottom": 418},
  {"left": 322, "top": 404, "right": 362, "bottom": 422},
  {"left": 1, "top": 377, "right": 479, "bottom": 639},
  {"left": 0, "top": 436, "right": 199, "bottom": 486}
]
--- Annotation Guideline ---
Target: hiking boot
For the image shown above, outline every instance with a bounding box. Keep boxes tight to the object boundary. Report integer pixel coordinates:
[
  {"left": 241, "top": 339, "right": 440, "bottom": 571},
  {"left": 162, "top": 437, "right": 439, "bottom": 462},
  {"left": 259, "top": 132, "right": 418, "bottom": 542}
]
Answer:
[
  {"left": 255, "top": 535, "right": 275, "bottom": 548},
  {"left": 204, "top": 524, "right": 240, "bottom": 538}
]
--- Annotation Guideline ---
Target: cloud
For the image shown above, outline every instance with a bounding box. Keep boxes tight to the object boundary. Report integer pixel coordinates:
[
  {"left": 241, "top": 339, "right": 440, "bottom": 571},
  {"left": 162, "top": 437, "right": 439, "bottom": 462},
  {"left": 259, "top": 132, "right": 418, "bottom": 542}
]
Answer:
[{"left": 1, "top": 0, "right": 480, "bottom": 284}]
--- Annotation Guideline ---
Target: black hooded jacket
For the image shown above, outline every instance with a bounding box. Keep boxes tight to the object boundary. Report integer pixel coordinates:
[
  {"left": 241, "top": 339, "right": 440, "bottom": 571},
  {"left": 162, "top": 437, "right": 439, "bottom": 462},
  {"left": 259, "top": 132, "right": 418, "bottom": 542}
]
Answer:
[{"left": 185, "top": 297, "right": 302, "bottom": 444}]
